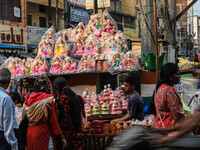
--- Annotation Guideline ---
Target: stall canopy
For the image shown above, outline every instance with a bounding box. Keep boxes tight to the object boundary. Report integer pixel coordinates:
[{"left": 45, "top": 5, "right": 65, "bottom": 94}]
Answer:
[{"left": 0, "top": 43, "right": 27, "bottom": 50}]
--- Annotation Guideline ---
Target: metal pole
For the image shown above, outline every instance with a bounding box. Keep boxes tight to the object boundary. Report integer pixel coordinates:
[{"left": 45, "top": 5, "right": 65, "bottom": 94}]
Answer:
[
  {"left": 198, "top": 17, "right": 199, "bottom": 49},
  {"left": 56, "top": 0, "right": 59, "bottom": 31},
  {"left": 64, "top": 0, "right": 68, "bottom": 28},
  {"left": 153, "top": 0, "right": 159, "bottom": 81},
  {"left": 93, "top": 0, "right": 98, "bottom": 14},
  {"left": 48, "top": 0, "right": 52, "bottom": 27}
]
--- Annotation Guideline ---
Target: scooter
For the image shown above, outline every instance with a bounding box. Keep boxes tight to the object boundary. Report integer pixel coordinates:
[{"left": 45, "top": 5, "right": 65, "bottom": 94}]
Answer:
[{"left": 108, "top": 126, "right": 200, "bottom": 150}]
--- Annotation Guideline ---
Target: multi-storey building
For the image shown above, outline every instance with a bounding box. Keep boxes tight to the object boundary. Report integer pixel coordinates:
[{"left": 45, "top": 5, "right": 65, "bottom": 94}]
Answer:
[{"left": 0, "top": 0, "right": 27, "bottom": 56}]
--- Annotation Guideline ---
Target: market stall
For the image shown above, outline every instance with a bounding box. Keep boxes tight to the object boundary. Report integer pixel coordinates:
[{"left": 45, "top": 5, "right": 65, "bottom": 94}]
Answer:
[{"left": 1, "top": 10, "right": 145, "bottom": 149}]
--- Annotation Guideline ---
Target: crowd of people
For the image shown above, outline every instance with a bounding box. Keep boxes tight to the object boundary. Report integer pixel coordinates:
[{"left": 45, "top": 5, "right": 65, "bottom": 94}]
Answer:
[{"left": 0, "top": 62, "right": 200, "bottom": 150}]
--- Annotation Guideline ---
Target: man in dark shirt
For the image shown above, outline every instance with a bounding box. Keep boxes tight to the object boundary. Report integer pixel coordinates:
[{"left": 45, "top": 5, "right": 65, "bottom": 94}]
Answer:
[{"left": 112, "top": 75, "right": 144, "bottom": 123}]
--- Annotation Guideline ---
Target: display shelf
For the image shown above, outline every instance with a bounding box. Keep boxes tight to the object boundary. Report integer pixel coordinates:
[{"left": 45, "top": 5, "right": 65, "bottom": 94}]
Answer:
[
  {"left": 11, "top": 68, "right": 142, "bottom": 80},
  {"left": 87, "top": 114, "right": 125, "bottom": 121}
]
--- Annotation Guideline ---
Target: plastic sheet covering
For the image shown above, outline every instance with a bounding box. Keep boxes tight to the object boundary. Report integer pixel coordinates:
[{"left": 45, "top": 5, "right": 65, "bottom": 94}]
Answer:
[
  {"left": 49, "top": 56, "right": 63, "bottom": 74},
  {"left": 54, "top": 37, "right": 69, "bottom": 57},
  {"left": 62, "top": 56, "right": 77, "bottom": 73},
  {"left": 180, "top": 77, "right": 198, "bottom": 106},
  {"left": 31, "top": 55, "right": 49, "bottom": 75},
  {"left": 38, "top": 26, "right": 56, "bottom": 58}
]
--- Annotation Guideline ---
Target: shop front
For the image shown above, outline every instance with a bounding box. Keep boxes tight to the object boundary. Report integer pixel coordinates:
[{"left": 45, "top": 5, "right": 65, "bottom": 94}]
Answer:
[{"left": 0, "top": 25, "right": 27, "bottom": 58}]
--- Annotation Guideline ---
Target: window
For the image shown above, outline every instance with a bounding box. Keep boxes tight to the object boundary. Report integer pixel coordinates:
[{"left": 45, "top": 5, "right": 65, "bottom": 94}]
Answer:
[
  {"left": 39, "top": 5, "right": 46, "bottom": 13},
  {"left": 27, "top": 15, "right": 32, "bottom": 26},
  {"left": 0, "top": 0, "right": 21, "bottom": 22},
  {"left": 39, "top": 17, "right": 46, "bottom": 27}
]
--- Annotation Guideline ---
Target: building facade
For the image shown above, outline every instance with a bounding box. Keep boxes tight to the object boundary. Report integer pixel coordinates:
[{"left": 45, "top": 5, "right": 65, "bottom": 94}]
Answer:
[{"left": 0, "top": 0, "right": 27, "bottom": 56}]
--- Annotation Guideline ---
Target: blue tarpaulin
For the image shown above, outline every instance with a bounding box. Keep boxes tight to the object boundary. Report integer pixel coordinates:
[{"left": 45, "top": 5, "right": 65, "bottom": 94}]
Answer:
[{"left": 0, "top": 43, "right": 27, "bottom": 50}]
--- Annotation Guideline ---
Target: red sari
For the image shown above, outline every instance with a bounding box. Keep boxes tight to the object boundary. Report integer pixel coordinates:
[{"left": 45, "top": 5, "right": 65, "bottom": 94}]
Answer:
[
  {"left": 23, "top": 92, "right": 62, "bottom": 150},
  {"left": 154, "top": 84, "right": 185, "bottom": 128}
]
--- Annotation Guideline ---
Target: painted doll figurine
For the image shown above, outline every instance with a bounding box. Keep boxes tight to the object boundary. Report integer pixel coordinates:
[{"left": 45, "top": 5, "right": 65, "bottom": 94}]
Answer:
[
  {"left": 54, "top": 37, "right": 67, "bottom": 56},
  {"left": 31, "top": 60, "right": 40, "bottom": 75},
  {"left": 100, "top": 32, "right": 112, "bottom": 52},
  {"left": 72, "top": 22, "right": 85, "bottom": 40},
  {"left": 94, "top": 14, "right": 102, "bottom": 30},
  {"left": 110, "top": 52, "right": 122, "bottom": 70},
  {"left": 125, "top": 52, "right": 138, "bottom": 68},
  {"left": 25, "top": 58, "right": 33, "bottom": 74},
  {"left": 79, "top": 55, "right": 90, "bottom": 71},
  {"left": 63, "top": 56, "right": 76, "bottom": 72},
  {"left": 107, "top": 36, "right": 116, "bottom": 52},
  {"left": 21, "top": 59, "right": 27, "bottom": 75},
  {"left": 85, "top": 25, "right": 94, "bottom": 37},
  {"left": 85, "top": 40, "right": 97, "bottom": 54},
  {"left": 50, "top": 56, "right": 63, "bottom": 73},
  {"left": 38, "top": 40, "right": 53, "bottom": 57},
  {"left": 102, "top": 11, "right": 110, "bottom": 26},
  {"left": 72, "top": 36, "right": 84, "bottom": 55},
  {"left": 101, "top": 54, "right": 109, "bottom": 72},
  {"left": 12, "top": 58, "right": 23, "bottom": 76},
  {"left": 88, "top": 14, "right": 95, "bottom": 27},
  {"left": 104, "top": 20, "right": 114, "bottom": 35},
  {"left": 40, "top": 59, "right": 48, "bottom": 74}
]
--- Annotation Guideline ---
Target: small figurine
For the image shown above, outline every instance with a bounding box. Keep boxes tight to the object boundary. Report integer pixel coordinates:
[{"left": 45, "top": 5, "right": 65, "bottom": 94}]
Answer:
[
  {"left": 104, "top": 20, "right": 114, "bottom": 35},
  {"left": 54, "top": 37, "right": 68, "bottom": 56},
  {"left": 38, "top": 39, "right": 54, "bottom": 57},
  {"left": 21, "top": 59, "right": 27, "bottom": 75},
  {"left": 124, "top": 51, "right": 139, "bottom": 69},
  {"left": 40, "top": 59, "right": 48, "bottom": 74},
  {"left": 72, "top": 35, "right": 84, "bottom": 55},
  {"left": 72, "top": 22, "right": 85, "bottom": 40},
  {"left": 107, "top": 36, "right": 116, "bottom": 52},
  {"left": 31, "top": 60, "right": 40, "bottom": 75},
  {"left": 50, "top": 56, "right": 63, "bottom": 73},
  {"left": 63, "top": 56, "right": 76, "bottom": 72},
  {"left": 12, "top": 58, "right": 23, "bottom": 76},
  {"left": 84, "top": 37, "right": 99, "bottom": 54},
  {"left": 25, "top": 58, "right": 33, "bottom": 74},
  {"left": 110, "top": 52, "right": 123, "bottom": 70},
  {"left": 78, "top": 54, "right": 90, "bottom": 71},
  {"left": 94, "top": 14, "right": 102, "bottom": 30},
  {"left": 102, "top": 11, "right": 110, "bottom": 26}
]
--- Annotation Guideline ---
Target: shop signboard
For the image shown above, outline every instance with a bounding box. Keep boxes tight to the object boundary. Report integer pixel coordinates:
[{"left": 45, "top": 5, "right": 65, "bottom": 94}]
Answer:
[
  {"left": 70, "top": 6, "right": 91, "bottom": 24},
  {"left": 27, "top": 26, "right": 48, "bottom": 48},
  {"left": 0, "top": 25, "right": 27, "bottom": 48},
  {"left": 86, "top": 0, "right": 110, "bottom": 9}
]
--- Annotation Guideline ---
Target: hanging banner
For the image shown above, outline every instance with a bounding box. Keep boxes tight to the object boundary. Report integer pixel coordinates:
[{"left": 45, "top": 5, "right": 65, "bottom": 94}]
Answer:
[{"left": 70, "top": 6, "right": 91, "bottom": 24}]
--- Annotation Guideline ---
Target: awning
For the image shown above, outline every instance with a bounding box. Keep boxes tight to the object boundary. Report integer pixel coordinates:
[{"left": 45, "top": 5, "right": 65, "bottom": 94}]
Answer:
[
  {"left": 27, "top": 44, "right": 38, "bottom": 49},
  {"left": 0, "top": 43, "right": 27, "bottom": 50}
]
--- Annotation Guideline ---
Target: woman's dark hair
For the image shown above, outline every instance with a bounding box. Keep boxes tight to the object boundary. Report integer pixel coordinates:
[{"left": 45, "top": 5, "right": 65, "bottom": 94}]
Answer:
[
  {"left": 148, "top": 63, "right": 179, "bottom": 115},
  {"left": 156, "top": 63, "right": 179, "bottom": 91},
  {"left": 53, "top": 77, "right": 82, "bottom": 131},
  {"left": 10, "top": 92, "right": 23, "bottom": 105},
  {"left": 33, "top": 76, "right": 52, "bottom": 94}
]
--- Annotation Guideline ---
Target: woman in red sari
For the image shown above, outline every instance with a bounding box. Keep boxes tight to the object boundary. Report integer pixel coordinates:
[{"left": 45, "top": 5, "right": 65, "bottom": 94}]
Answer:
[
  {"left": 153, "top": 63, "right": 186, "bottom": 129},
  {"left": 22, "top": 76, "right": 67, "bottom": 150}
]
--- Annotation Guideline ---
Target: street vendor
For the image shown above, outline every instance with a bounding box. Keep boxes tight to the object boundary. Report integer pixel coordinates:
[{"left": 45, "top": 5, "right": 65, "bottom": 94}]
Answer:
[{"left": 111, "top": 75, "right": 144, "bottom": 124}]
